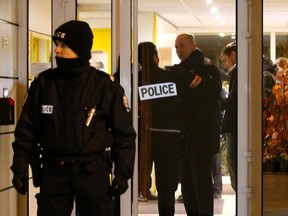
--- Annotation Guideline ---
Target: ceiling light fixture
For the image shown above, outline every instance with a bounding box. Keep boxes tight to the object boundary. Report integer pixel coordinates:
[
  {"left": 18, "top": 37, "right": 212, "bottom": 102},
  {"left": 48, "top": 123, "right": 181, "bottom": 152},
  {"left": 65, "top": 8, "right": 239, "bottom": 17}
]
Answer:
[
  {"left": 217, "top": 21, "right": 226, "bottom": 26},
  {"left": 206, "top": 0, "right": 213, "bottom": 4},
  {"left": 214, "top": 15, "right": 221, "bottom": 20},
  {"left": 219, "top": 32, "right": 225, "bottom": 37},
  {"left": 210, "top": 7, "right": 218, "bottom": 14}
]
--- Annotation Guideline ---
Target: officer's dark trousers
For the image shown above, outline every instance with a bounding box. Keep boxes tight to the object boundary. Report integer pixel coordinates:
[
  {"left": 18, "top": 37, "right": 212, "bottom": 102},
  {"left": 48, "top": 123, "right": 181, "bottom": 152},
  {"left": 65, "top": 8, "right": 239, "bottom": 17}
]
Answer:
[
  {"left": 226, "top": 132, "right": 237, "bottom": 192},
  {"left": 152, "top": 131, "right": 181, "bottom": 216},
  {"left": 181, "top": 150, "right": 213, "bottom": 216},
  {"left": 36, "top": 162, "right": 113, "bottom": 216},
  {"left": 211, "top": 152, "right": 222, "bottom": 195}
]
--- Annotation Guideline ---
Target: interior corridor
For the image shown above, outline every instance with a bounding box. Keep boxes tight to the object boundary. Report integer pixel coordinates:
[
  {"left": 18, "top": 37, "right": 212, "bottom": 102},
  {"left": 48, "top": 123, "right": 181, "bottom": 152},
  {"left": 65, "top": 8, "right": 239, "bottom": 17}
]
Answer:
[{"left": 138, "top": 176, "right": 236, "bottom": 216}]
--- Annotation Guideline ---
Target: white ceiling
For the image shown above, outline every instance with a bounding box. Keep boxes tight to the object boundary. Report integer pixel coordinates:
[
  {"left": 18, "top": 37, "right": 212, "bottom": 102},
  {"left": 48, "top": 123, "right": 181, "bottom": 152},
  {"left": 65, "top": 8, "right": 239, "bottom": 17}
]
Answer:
[
  {"left": 78, "top": 0, "right": 288, "bottom": 32},
  {"left": 137, "top": 0, "right": 235, "bottom": 30}
]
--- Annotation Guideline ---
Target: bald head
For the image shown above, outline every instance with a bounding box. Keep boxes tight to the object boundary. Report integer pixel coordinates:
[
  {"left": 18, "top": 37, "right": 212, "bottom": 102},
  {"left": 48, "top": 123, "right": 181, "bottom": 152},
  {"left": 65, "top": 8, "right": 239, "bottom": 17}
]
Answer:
[{"left": 175, "top": 33, "right": 197, "bottom": 61}]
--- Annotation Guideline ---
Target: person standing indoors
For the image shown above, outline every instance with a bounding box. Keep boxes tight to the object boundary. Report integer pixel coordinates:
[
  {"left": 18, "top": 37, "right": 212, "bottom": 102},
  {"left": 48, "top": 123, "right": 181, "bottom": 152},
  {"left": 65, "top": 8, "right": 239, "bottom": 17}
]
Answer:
[
  {"left": 10, "top": 20, "right": 136, "bottom": 216},
  {"left": 211, "top": 152, "right": 223, "bottom": 199},
  {"left": 212, "top": 87, "right": 228, "bottom": 199},
  {"left": 220, "top": 41, "right": 237, "bottom": 192},
  {"left": 113, "top": 56, "right": 155, "bottom": 202},
  {"left": 138, "top": 41, "right": 189, "bottom": 216},
  {"left": 174, "top": 33, "right": 222, "bottom": 216}
]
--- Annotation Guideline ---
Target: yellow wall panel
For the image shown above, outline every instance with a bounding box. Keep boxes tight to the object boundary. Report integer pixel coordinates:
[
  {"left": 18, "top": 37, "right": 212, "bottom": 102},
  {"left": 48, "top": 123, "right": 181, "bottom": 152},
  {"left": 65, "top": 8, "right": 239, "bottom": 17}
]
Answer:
[{"left": 92, "top": 28, "right": 111, "bottom": 74}]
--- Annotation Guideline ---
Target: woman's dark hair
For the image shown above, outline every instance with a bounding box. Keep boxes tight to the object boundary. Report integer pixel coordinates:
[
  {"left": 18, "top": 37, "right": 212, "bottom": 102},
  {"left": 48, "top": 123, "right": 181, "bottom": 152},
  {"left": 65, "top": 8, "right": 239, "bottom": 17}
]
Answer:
[{"left": 138, "top": 42, "right": 158, "bottom": 66}]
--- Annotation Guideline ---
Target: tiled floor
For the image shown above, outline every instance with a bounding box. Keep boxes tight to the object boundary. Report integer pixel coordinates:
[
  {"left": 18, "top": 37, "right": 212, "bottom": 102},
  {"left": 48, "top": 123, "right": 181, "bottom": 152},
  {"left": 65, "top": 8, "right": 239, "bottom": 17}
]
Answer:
[{"left": 138, "top": 176, "right": 236, "bottom": 216}]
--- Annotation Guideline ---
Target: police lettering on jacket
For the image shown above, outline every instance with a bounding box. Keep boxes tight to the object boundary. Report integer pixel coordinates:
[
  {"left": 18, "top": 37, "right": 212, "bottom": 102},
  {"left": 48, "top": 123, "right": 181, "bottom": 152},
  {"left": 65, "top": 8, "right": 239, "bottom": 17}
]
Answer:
[{"left": 138, "top": 82, "right": 177, "bottom": 101}]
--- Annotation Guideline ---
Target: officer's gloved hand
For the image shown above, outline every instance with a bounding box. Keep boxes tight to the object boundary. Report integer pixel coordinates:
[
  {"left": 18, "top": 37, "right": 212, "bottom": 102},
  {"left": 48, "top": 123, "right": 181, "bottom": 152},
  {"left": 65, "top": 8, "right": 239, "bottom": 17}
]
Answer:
[
  {"left": 12, "top": 172, "right": 28, "bottom": 195},
  {"left": 111, "top": 175, "right": 129, "bottom": 197}
]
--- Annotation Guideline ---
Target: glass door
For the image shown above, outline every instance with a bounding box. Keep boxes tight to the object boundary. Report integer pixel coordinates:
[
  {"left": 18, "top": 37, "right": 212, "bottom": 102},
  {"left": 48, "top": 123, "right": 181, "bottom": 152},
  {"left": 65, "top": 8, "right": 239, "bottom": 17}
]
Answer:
[{"left": 263, "top": 1, "right": 288, "bottom": 215}]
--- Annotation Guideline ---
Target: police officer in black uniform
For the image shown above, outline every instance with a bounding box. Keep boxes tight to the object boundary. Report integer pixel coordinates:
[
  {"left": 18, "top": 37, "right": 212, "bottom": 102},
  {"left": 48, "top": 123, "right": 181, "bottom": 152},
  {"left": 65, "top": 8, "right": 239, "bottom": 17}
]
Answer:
[
  {"left": 138, "top": 42, "right": 195, "bottom": 216},
  {"left": 10, "top": 20, "right": 136, "bottom": 216},
  {"left": 174, "top": 33, "right": 221, "bottom": 216}
]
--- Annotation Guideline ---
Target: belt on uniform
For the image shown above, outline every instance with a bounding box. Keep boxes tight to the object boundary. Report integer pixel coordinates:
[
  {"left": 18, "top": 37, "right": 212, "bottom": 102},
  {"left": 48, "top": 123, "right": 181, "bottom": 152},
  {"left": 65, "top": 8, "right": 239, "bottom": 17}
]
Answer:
[
  {"left": 43, "top": 153, "right": 106, "bottom": 168},
  {"left": 43, "top": 148, "right": 112, "bottom": 170},
  {"left": 43, "top": 159, "right": 102, "bottom": 171},
  {"left": 45, "top": 159, "right": 97, "bottom": 167}
]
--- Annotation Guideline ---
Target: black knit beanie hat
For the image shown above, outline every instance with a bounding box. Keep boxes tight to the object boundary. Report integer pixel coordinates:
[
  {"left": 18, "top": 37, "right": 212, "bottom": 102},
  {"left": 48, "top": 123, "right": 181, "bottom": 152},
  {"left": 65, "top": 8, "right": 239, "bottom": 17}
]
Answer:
[{"left": 52, "top": 20, "right": 94, "bottom": 60}]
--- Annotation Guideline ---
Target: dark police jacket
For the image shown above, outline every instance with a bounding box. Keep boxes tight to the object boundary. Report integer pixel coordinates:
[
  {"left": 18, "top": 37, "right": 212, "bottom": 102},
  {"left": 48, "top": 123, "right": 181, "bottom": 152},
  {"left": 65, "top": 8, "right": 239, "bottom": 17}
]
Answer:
[
  {"left": 11, "top": 62, "right": 136, "bottom": 179},
  {"left": 221, "top": 64, "right": 237, "bottom": 135},
  {"left": 149, "top": 65, "right": 186, "bottom": 131},
  {"left": 176, "top": 49, "right": 222, "bottom": 153}
]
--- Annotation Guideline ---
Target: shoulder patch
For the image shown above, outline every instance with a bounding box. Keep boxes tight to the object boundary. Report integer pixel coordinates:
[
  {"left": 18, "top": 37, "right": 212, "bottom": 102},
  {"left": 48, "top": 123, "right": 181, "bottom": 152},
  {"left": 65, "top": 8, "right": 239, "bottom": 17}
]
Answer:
[
  {"left": 189, "top": 75, "right": 202, "bottom": 89},
  {"left": 92, "top": 67, "right": 115, "bottom": 83},
  {"left": 30, "top": 68, "right": 54, "bottom": 83}
]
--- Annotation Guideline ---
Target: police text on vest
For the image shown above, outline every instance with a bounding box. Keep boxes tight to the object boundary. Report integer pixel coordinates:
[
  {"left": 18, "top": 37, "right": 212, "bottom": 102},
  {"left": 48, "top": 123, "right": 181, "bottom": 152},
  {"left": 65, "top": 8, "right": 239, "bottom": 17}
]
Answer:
[
  {"left": 41, "top": 105, "right": 53, "bottom": 114},
  {"left": 138, "top": 82, "right": 177, "bottom": 101}
]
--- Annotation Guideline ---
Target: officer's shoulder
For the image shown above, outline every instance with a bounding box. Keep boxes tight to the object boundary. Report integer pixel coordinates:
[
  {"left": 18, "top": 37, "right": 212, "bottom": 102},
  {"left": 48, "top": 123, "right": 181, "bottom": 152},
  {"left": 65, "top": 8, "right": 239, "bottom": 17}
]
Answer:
[
  {"left": 201, "top": 61, "right": 221, "bottom": 80},
  {"left": 202, "top": 60, "right": 218, "bottom": 72},
  {"left": 91, "top": 67, "right": 117, "bottom": 83},
  {"left": 31, "top": 68, "right": 53, "bottom": 82}
]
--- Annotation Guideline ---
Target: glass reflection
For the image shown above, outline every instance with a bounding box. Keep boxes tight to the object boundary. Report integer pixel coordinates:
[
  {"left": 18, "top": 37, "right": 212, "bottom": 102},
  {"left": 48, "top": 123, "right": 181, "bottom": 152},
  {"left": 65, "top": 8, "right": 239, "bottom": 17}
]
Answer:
[
  {"left": 78, "top": 0, "right": 112, "bottom": 74},
  {"left": 77, "top": 0, "right": 237, "bottom": 215},
  {"left": 263, "top": 0, "right": 288, "bottom": 215},
  {"left": 137, "top": 1, "right": 236, "bottom": 215},
  {"left": 28, "top": 1, "right": 52, "bottom": 215}
]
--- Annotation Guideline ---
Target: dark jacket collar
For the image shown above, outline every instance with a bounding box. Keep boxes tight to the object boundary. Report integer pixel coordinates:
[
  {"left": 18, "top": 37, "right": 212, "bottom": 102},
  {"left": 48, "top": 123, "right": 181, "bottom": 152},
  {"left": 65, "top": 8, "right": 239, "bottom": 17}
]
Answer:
[
  {"left": 55, "top": 57, "right": 91, "bottom": 80},
  {"left": 179, "top": 48, "right": 205, "bottom": 70}
]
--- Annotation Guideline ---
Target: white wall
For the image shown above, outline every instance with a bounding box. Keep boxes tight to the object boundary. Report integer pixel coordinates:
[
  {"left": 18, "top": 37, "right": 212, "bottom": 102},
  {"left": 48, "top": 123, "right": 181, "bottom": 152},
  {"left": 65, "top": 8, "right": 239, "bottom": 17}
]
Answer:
[
  {"left": 138, "top": 12, "right": 177, "bottom": 49},
  {"left": 138, "top": 12, "right": 155, "bottom": 43},
  {"left": 29, "top": 0, "right": 51, "bottom": 35},
  {"left": 138, "top": 13, "right": 178, "bottom": 67},
  {"left": 156, "top": 16, "right": 177, "bottom": 48},
  {"left": 0, "top": 0, "right": 24, "bottom": 216}
]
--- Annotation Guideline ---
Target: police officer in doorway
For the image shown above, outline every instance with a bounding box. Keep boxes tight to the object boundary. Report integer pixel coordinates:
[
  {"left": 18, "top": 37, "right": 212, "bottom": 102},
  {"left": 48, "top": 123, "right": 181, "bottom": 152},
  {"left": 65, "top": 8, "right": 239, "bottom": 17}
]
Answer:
[
  {"left": 10, "top": 20, "right": 136, "bottom": 216},
  {"left": 138, "top": 42, "right": 194, "bottom": 216},
  {"left": 174, "top": 33, "right": 222, "bottom": 216}
]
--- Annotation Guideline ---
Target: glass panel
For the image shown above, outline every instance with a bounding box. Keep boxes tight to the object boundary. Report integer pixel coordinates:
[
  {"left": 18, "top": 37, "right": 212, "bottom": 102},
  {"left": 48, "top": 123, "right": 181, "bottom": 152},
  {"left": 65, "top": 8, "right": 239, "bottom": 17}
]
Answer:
[
  {"left": 0, "top": 1, "right": 24, "bottom": 215},
  {"left": 29, "top": 32, "right": 51, "bottom": 82},
  {"left": 137, "top": 1, "right": 236, "bottom": 216},
  {"left": 0, "top": 0, "right": 18, "bottom": 23},
  {"left": 29, "top": 0, "right": 52, "bottom": 82},
  {"left": 193, "top": 34, "right": 235, "bottom": 70},
  {"left": 263, "top": 0, "right": 288, "bottom": 215},
  {"left": 78, "top": 0, "right": 112, "bottom": 74},
  {"left": 28, "top": 1, "right": 51, "bottom": 215},
  {"left": 276, "top": 33, "right": 288, "bottom": 58},
  {"left": 76, "top": 1, "right": 237, "bottom": 215},
  {"left": 263, "top": 34, "right": 270, "bottom": 57}
]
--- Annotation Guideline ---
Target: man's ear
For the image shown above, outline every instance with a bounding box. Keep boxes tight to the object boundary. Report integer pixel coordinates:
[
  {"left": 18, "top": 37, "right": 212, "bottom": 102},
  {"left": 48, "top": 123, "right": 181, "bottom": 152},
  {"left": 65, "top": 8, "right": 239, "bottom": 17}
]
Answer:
[{"left": 231, "top": 51, "right": 237, "bottom": 61}]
